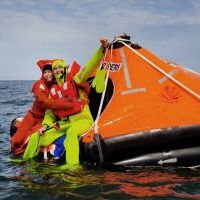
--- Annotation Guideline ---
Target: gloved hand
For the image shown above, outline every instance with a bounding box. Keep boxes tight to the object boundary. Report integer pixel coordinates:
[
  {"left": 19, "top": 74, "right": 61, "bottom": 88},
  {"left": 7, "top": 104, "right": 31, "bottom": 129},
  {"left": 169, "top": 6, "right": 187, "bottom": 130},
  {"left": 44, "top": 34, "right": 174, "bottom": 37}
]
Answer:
[
  {"left": 38, "top": 125, "right": 48, "bottom": 135},
  {"left": 100, "top": 37, "right": 108, "bottom": 49},
  {"left": 77, "top": 82, "right": 90, "bottom": 95},
  {"left": 92, "top": 68, "right": 106, "bottom": 93}
]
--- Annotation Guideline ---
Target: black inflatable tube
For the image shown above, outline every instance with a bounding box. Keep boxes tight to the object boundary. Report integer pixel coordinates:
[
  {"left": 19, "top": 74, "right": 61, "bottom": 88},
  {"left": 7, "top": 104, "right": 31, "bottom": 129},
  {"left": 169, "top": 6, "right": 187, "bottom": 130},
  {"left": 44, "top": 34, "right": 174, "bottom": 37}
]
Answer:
[
  {"left": 114, "top": 146, "right": 200, "bottom": 167},
  {"left": 105, "top": 125, "right": 200, "bottom": 151},
  {"left": 81, "top": 124, "right": 200, "bottom": 165}
]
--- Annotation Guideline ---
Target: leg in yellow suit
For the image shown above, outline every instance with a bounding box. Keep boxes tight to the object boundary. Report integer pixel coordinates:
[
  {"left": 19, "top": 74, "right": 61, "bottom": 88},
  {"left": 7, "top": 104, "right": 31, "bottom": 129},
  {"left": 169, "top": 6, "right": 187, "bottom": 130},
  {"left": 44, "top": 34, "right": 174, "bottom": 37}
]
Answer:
[
  {"left": 23, "top": 123, "right": 70, "bottom": 160},
  {"left": 59, "top": 104, "right": 93, "bottom": 170},
  {"left": 63, "top": 119, "right": 92, "bottom": 168}
]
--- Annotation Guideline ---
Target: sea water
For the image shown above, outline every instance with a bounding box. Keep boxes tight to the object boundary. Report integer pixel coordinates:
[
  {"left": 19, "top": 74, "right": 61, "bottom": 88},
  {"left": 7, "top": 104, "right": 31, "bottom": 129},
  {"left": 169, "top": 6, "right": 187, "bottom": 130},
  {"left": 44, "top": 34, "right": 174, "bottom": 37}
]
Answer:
[{"left": 1, "top": 80, "right": 200, "bottom": 200}]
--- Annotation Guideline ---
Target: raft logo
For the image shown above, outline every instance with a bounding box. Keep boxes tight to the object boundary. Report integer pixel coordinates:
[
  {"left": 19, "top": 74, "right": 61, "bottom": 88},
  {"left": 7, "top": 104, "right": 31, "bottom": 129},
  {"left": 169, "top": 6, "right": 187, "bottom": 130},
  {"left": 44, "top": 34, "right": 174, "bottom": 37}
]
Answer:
[{"left": 101, "top": 62, "right": 122, "bottom": 72}]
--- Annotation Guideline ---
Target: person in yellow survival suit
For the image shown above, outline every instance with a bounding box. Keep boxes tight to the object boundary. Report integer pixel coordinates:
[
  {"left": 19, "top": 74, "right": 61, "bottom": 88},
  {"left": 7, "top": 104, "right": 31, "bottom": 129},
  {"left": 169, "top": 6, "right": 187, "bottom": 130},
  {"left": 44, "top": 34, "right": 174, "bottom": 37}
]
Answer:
[{"left": 23, "top": 38, "right": 108, "bottom": 169}]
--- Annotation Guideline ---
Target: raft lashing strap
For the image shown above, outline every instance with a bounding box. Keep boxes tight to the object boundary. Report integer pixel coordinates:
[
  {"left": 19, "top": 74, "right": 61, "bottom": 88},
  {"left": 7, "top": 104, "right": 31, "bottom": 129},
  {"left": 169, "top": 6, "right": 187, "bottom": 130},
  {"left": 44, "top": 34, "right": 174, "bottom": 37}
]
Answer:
[
  {"left": 94, "top": 43, "right": 113, "bottom": 134},
  {"left": 94, "top": 134, "right": 104, "bottom": 165},
  {"left": 119, "top": 40, "right": 200, "bottom": 101},
  {"left": 91, "top": 43, "right": 113, "bottom": 165}
]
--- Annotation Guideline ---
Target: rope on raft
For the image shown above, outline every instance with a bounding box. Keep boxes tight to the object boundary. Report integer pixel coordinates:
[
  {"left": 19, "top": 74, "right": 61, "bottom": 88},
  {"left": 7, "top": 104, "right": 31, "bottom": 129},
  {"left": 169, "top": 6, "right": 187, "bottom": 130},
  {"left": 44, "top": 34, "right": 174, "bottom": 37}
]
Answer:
[{"left": 94, "top": 43, "right": 113, "bottom": 134}]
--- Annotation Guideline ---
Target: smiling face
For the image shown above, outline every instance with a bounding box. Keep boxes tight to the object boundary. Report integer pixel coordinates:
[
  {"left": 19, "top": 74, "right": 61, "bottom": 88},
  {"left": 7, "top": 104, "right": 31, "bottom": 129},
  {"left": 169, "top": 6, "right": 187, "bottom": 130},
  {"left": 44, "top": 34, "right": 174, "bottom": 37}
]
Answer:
[
  {"left": 52, "top": 65, "right": 65, "bottom": 80},
  {"left": 53, "top": 65, "right": 63, "bottom": 76},
  {"left": 43, "top": 69, "right": 53, "bottom": 82}
]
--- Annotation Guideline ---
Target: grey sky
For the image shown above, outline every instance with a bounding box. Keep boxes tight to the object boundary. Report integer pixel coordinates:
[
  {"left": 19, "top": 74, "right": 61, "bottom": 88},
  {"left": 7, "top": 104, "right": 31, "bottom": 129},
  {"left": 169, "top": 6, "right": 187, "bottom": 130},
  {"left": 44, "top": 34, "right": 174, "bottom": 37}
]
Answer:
[{"left": 0, "top": 0, "right": 200, "bottom": 80}]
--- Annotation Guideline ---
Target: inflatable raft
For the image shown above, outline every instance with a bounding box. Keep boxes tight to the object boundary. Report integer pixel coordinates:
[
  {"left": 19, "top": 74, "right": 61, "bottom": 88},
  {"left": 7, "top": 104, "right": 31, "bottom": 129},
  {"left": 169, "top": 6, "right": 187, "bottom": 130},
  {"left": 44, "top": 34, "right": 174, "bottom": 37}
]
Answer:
[{"left": 11, "top": 36, "right": 200, "bottom": 167}]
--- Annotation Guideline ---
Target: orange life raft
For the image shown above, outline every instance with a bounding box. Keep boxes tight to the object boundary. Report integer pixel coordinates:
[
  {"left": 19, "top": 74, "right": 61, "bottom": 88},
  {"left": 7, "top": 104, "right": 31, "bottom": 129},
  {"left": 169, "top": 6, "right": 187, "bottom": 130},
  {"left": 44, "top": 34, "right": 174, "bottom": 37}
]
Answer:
[
  {"left": 80, "top": 36, "right": 200, "bottom": 167},
  {"left": 10, "top": 36, "right": 200, "bottom": 167}
]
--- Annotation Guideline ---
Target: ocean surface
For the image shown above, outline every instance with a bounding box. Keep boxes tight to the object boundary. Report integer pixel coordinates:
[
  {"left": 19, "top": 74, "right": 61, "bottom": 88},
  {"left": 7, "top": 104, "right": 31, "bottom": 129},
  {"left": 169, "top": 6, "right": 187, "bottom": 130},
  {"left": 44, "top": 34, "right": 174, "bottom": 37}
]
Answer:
[{"left": 1, "top": 80, "right": 200, "bottom": 200}]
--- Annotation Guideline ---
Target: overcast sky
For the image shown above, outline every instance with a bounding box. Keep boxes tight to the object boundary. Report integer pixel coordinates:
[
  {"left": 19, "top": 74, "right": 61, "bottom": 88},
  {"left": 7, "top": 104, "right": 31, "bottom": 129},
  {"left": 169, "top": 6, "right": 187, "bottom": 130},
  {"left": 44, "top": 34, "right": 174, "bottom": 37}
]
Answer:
[{"left": 0, "top": 0, "right": 200, "bottom": 80}]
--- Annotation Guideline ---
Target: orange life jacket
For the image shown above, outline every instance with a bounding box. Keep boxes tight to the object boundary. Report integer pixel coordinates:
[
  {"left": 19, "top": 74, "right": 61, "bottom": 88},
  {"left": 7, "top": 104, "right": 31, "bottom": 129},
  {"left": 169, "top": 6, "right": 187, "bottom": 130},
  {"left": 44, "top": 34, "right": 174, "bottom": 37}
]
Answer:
[
  {"left": 31, "top": 79, "right": 52, "bottom": 117},
  {"left": 50, "top": 73, "right": 83, "bottom": 118}
]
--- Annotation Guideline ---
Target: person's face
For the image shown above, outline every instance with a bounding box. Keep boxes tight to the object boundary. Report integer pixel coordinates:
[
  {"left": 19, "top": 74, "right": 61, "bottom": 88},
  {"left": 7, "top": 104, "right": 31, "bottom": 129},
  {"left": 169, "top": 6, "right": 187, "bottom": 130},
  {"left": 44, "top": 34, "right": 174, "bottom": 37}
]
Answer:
[
  {"left": 43, "top": 70, "right": 53, "bottom": 82},
  {"left": 53, "top": 65, "right": 64, "bottom": 77}
]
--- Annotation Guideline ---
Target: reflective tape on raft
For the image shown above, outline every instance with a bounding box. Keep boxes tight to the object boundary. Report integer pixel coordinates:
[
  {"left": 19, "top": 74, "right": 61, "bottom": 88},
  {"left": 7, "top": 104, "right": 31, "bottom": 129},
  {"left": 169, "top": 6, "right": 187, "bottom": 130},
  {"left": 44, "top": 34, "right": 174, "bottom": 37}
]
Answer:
[
  {"left": 158, "top": 69, "right": 178, "bottom": 84},
  {"left": 121, "top": 88, "right": 147, "bottom": 95},
  {"left": 120, "top": 48, "right": 132, "bottom": 89}
]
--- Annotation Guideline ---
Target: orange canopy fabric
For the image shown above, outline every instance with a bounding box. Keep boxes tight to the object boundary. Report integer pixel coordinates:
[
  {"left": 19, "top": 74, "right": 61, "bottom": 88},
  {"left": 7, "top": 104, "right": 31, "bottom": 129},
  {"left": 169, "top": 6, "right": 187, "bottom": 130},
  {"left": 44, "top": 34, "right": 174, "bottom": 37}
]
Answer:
[{"left": 82, "top": 44, "right": 200, "bottom": 143}]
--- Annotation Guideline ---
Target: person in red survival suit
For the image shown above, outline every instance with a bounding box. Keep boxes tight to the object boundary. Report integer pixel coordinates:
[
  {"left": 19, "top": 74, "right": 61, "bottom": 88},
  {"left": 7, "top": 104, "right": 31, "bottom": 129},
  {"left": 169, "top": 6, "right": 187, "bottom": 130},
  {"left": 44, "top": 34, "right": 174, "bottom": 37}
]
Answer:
[{"left": 11, "top": 60, "right": 74, "bottom": 155}]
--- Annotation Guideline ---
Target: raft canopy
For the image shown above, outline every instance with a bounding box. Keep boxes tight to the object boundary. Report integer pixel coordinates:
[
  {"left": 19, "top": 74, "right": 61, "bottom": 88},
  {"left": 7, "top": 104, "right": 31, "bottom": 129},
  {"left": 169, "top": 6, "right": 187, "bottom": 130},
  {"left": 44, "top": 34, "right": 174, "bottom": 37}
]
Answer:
[{"left": 85, "top": 34, "right": 200, "bottom": 143}]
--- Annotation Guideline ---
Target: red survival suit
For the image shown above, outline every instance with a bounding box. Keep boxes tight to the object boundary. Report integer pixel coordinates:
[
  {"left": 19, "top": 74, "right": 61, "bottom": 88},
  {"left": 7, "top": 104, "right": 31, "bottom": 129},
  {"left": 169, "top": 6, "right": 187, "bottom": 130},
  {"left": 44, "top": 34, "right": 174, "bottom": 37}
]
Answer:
[{"left": 11, "top": 60, "right": 73, "bottom": 155}]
